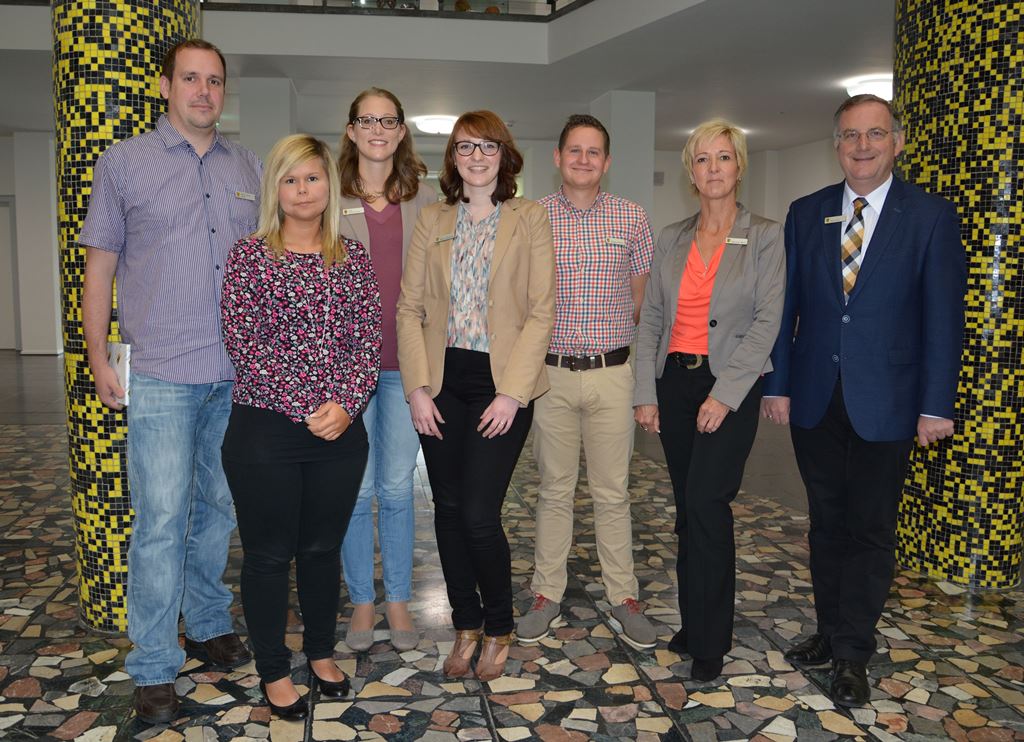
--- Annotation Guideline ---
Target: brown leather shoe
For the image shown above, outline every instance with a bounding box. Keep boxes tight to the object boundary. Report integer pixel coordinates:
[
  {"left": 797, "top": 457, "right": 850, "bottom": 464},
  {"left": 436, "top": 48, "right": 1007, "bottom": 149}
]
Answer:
[
  {"left": 443, "top": 628, "right": 482, "bottom": 678},
  {"left": 133, "top": 683, "right": 179, "bottom": 724},
  {"left": 184, "top": 633, "right": 251, "bottom": 668}
]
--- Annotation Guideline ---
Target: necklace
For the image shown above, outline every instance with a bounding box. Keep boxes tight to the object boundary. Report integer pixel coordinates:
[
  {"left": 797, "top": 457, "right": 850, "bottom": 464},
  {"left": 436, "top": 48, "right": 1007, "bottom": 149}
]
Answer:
[{"left": 355, "top": 177, "right": 385, "bottom": 204}]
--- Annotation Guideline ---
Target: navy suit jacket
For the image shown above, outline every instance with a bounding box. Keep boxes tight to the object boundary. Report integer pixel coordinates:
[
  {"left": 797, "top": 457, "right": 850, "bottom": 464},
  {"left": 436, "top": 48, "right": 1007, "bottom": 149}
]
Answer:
[{"left": 762, "top": 176, "right": 966, "bottom": 442}]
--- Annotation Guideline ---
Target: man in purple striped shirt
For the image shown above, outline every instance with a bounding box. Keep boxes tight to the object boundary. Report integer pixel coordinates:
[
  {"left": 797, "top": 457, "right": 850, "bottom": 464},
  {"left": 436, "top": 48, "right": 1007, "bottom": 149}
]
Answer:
[{"left": 80, "top": 39, "right": 261, "bottom": 725}]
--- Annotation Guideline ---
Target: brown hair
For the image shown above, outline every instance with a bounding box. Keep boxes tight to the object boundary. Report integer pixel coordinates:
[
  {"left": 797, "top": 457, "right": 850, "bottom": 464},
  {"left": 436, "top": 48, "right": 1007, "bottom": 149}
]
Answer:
[
  {"left": 338, "top": 87, "right": 427, "bottom": 203},
  {"left": 161, "top": 39, "right": 226, "bottom": 83},
  {"left": 440, "top": 110, "right": 523, "bottom": 205},
  {"left": 558, "top": 113, "right": 610, "bottom": 154}
]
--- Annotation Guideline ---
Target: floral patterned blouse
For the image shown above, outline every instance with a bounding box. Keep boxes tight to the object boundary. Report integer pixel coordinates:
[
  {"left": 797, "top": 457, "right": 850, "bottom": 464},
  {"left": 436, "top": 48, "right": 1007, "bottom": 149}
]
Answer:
[
  {"left": 447, "top": 202, "right": 501, "bottom": 352},
  {"left": 221, "top": 236, "right": 382, "bottom": 423}
]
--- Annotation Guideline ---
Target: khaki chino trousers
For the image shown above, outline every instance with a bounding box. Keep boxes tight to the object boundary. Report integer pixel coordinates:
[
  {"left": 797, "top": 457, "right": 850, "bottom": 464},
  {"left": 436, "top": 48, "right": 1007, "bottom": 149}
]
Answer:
[{"left": 530, "top": 362, "right": 639, "bottom": 605}]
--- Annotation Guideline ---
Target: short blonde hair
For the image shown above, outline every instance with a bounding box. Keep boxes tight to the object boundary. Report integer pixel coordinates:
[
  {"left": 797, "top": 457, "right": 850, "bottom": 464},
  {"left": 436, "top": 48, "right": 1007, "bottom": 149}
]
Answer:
[
  {"left": 682, "top": 120, "right": 748, "bottom": 194},
  {"left": 256, "top": 134, "right": 347, "bottom": 265}
]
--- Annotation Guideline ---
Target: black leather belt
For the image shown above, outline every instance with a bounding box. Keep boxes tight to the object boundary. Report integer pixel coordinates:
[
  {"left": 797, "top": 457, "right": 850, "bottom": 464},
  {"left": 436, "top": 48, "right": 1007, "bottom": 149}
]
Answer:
[
  {"left": 545, "top": 346, "right": 630, "bottom": 372},
  {"left": 667, "top": 352, "right": 706, "bottom": 369}
]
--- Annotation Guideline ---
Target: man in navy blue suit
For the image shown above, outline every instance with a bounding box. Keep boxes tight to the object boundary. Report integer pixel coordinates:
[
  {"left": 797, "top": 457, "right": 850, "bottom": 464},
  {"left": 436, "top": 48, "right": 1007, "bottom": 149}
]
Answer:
[{"left": 761, "top": 94, "right": 966, "bottom": 707}]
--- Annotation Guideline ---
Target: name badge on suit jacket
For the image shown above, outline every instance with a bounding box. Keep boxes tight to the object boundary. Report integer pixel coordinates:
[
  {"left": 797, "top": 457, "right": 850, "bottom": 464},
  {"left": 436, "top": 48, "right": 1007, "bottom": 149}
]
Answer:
[
  {"left": 435, "top": 233, "right": 455, "bottom": 244},
  {"left": 342, "top": 207, "right": 365, "bottom": 216},
  {"left": 824, "top": 215, "right": 846, "bottom": 224},
  {"left": 725, "top": 237, "right": 748, "bottom": 245}
]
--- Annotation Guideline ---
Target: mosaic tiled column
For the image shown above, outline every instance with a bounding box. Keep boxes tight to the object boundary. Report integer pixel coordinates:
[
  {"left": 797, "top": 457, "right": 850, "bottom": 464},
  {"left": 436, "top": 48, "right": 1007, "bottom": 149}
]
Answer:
[
  {"left": 54, "top": 1, "right": 199, "bottom": 632},
  {"left": 894, "top": 1, "right": 1023, "bottom": 588}
]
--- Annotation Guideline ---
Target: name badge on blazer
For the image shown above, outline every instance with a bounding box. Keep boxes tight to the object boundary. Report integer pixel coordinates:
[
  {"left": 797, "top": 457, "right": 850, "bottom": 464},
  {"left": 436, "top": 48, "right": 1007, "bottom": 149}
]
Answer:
[
  {"left": 606, "top": 237, "right": 628, "bottom": 246},
  {"left": 824, "top": 215, "right": 847, "bottom": 224},
  {"left": 235, "top": 191, "right": 256, "bottom": 201},
  {"left": 435, "top": 233, "right": 455, "bottom": 244},
  {"left": 725, "top": 237, "right": 748, "bottom": 245},
  {"left": 342, "top": 207, "right": 365, "bottom": 216}
]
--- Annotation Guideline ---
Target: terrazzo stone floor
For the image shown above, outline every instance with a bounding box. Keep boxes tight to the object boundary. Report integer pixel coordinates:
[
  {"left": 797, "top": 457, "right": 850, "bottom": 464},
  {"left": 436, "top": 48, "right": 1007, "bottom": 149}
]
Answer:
[{"left": 0, "top": 354, "right": 1022, "bottom": 740}]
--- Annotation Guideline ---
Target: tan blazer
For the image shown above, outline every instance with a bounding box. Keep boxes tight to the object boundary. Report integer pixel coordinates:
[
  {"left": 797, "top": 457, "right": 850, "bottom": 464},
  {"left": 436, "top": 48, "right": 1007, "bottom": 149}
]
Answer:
[
  {"left": 338, "top": 184, "right": 438, "bottom": 263},
  {"left": 633, "top": 204, "right": 785, "bottom": 411},
  {"left": 396, "top": 197, "right": 555, "bottom": 405}
]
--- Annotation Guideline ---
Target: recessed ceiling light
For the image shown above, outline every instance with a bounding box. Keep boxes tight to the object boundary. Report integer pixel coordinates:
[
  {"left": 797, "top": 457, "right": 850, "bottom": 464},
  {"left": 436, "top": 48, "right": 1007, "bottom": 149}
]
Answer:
[
  {"left": 411, "top": 115, "right": 458, "bottom": 135},
  {"left": 843, "top": 74, "right": 893, "bottom": 100}
]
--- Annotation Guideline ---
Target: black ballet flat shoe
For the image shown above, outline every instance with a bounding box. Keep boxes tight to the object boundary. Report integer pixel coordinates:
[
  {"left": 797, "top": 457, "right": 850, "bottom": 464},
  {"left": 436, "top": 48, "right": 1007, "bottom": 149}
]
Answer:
[
  {"left": 307, "top": 659, "right": 351, "bottom": 698},
  {"left": 691, "top": 656, "right": 724, "bottom": 682},
  {"left": 259, "top": 680, "right": 307, "bottom": 721}
]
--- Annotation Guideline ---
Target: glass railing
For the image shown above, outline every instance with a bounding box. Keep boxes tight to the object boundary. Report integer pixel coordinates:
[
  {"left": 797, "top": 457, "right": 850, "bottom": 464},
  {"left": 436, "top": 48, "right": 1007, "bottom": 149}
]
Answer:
[{"left": 198, "top": 0, "right": 593, "bottom": 20}]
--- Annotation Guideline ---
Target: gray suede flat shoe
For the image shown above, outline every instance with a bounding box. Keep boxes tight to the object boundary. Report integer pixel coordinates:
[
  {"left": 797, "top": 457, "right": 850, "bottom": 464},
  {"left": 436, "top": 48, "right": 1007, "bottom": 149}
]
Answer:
[
  {"left": 343, "top": 627, "right": 375, "bottom": 652},
  {"left": 389, "top": 628, "right": 420, "bottom": 652}
]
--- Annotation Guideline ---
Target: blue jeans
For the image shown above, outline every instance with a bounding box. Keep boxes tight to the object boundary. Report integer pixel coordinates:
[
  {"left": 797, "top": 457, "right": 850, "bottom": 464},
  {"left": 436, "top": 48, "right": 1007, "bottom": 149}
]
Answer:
[
  {"left": 341, "top": 370, "right": 419, "bottom": 604},
  {"left": 125, "top": 374, "right": 237, "bottom": 686}
]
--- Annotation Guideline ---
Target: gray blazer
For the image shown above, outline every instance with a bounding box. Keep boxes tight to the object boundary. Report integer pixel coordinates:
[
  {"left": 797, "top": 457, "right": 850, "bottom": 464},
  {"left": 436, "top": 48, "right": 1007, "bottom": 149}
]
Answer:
[
  {"left": 633, "top": 204, "right": 785, "bottom": 411},
  {"left": 338, "top": 182, "right": 439, "bottom": 263}
]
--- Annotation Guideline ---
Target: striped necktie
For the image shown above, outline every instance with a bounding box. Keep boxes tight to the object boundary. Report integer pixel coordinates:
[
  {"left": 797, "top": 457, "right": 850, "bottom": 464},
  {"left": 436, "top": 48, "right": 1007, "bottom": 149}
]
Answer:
[{"left": 841, "top": 197, "right": 868, "bottom": 301}]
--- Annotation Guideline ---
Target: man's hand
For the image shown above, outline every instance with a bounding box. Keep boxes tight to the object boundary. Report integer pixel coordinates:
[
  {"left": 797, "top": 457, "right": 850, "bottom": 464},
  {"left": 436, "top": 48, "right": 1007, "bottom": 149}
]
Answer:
[
  {"left": 478, "top": 393, "right": 519, "bottom": 439},
  {"left": 306, "top": 400, "right": 351, "bottom": 440},
  {"left": 917, "top": 416, "right": 954, "bottom": 447},
  {"left": 409, "top": 386, "right": 444, "bottom": 439},
  {"left": 761, "top": 396, "right": 790, "bottom": 425},
  {"left": 91, "top": 362, "right": 125, "bottom": 410},
  {"left": 634, "top": 404, "right": 660, "bottom": 434}
]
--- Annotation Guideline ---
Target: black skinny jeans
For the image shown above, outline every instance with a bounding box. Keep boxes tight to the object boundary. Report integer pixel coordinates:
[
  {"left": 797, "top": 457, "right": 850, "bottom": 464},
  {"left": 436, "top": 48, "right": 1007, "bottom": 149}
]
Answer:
[
  {"left": 656, "top": 360, "right": 761, "bottom": 661},
  {"left": 222, "top": 404, "right": 367, "bottom": 682},
  {"left": 419, "top": 348, "right": 533, "bottom": 636}
]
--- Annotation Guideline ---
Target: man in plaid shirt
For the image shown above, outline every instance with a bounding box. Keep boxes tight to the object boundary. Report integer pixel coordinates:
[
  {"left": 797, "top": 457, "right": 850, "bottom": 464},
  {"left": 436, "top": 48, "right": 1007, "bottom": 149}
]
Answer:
[{"left": 518, "top": 115, "right": 656, "bottom": 649}]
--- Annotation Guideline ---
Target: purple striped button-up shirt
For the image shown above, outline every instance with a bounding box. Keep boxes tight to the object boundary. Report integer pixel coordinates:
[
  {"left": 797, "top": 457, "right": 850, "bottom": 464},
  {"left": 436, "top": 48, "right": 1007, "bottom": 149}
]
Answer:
[{"left": 79, "top": 115, "right": 262, "bottom": 384}]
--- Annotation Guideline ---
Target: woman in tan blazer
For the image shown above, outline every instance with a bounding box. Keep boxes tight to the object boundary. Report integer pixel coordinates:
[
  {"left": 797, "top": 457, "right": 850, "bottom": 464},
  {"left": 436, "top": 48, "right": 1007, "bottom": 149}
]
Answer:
[
  {"left": 633, "top": 120, "right": 785, "bottom": 681},
  {"left": 396, "top": 110, "right": 554, "bottom": 682},
  {"left": 337, "top": 87, "right": 437, "bottom": 654}
]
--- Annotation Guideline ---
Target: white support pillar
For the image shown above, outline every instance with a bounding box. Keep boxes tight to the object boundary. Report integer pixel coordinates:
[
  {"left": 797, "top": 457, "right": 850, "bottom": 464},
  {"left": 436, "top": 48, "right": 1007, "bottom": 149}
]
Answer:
[
  {"left": 590, "top": 90, "right": 655, "bottom": 213},
  {"left": 238, "top": 77, "right": 298, "bottom": 161},
  {"left": 13, "top": 132, "right": 60, "bottom": 355}
]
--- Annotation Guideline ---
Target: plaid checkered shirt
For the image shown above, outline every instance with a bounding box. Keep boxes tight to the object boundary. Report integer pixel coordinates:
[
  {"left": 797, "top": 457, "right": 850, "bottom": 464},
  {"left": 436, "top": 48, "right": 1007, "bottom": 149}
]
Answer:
[{"left": 539, "top": 189, "right": 654, "bottom": 355}]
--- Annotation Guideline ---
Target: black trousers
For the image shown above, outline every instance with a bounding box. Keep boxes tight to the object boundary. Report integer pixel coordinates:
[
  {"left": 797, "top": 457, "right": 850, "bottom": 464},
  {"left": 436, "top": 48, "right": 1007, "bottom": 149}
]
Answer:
[
  {"left": 790, "top": 381, "right": 912, "bottom": 664},
  {"left": 656, "top": 360, "right": 762, "bottom": 661},
  {"left": 419, "top": 348, "right": 533, "bottom": 636},
  {"left": 222, "top": 404, "right": 368, "bottom": 682}
]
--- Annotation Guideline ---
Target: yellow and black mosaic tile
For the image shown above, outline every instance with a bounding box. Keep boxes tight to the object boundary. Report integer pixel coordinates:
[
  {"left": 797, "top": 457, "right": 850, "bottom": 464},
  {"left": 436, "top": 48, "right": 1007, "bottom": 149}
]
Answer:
[
  {"left": 53, "top": 1, "right": 199, "bottom": 632},
  {"left": 894, "top": 0, "right": 1024, "bottom": 588}
]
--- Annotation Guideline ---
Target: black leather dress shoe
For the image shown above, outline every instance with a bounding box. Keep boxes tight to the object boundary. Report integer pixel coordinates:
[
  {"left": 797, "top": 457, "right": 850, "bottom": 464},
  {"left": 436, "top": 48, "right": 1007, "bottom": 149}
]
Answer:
[
  {"left": 667, "top": 628, "right": 688, "bottom": 656},
  {"left": 691, "top": 656, "right": 724, "bottom": 682},
  {"left": 259, "top": 680, "right": 308, "bottom": 720},
  {"left": 133, "top": 683, "right": 179, "bottom": 724},
  {"left": 830, "top": 659, "right": 870, "bottom": 707},
  {"left": 185, "top": 633, "right": 251, "bottom": 669},
  {"left": 784, "top": 633, "right": 833, "bottom": 667},
  {"left": 308, "top": 660, "right": 351, "bottom": 698}
]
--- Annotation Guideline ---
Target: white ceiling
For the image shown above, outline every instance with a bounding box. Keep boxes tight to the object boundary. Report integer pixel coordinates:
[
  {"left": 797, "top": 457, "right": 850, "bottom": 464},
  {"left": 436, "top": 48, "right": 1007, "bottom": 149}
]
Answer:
[{"left": 2, "top": 0, "right": 895, "bottom": 153}]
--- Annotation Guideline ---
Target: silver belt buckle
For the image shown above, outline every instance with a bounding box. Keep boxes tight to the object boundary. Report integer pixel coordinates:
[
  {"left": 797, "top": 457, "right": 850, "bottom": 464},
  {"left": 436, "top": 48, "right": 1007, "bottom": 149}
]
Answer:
[{"left": 686, "top": 354, "right": 703, "bottom": 370}]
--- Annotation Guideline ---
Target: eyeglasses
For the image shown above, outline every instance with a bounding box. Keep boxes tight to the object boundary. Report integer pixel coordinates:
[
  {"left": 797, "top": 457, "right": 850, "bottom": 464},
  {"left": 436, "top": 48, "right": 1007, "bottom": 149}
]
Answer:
[
  {"left": 352, "top": 115, "right": 402, "bottom": 130},
  {"left": 836, "top": 128, "right": 893, "bottom": 143},
  {"left": 454, "top": 140, "right": 501, "bottom": 157}
]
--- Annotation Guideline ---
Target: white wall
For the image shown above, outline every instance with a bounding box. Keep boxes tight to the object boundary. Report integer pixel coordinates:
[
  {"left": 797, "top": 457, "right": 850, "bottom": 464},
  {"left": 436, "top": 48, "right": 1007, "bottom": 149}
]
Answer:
[
  {"left": 0, "top": 136, "right": 13, "bottom": 195},
  {"left": 0, "top": 200, "right": 17, "bottom": 349}
]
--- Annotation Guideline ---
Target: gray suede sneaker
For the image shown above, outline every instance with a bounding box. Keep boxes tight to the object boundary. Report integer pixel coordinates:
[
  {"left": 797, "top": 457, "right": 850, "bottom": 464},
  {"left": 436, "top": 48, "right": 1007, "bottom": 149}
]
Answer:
[
  {"left": 516, "top": 594, "right": 565, "bottom": 643},
  {"left": 608, "top": 598, "right": 657, "bottom": 650}
]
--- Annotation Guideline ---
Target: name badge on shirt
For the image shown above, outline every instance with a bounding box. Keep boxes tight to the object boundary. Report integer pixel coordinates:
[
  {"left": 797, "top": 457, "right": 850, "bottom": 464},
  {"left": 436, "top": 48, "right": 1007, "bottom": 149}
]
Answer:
[
  {"left": 606, "top": 237, "right": 628, "bottom": 246},
  {"left": 235, "top": 191, "right": 256, "bottom": 201},
  {"left": 435, "top": 233, "right": 455, "bottom": 244},
  {"left": 342, "top": 207, "right": 365, "bottom": 216},
  {"left": 725, "top": 237, "right": 748, "bottom": 245},
  {"left": 824, "top": 215, "right": 847, "bottom": 224}
]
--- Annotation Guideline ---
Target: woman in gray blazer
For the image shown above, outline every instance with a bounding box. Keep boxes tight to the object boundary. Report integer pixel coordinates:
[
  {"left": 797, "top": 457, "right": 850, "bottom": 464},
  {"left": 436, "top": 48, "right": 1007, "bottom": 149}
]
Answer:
[
  {"left": 337, "top": 87, "right": 437, "bottom": 653},
  {"left": 633, "top": 120, "right": 785, "bottom": 681}
]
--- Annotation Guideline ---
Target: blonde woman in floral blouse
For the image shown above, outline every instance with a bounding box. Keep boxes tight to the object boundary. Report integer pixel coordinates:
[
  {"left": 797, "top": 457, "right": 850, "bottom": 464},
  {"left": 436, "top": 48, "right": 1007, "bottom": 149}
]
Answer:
[
  {"left": 396, "top": 110, "right": 555, "bottom": 682},
  {"left": 220, "top": 134, "right": 381, "bottom": 720}
]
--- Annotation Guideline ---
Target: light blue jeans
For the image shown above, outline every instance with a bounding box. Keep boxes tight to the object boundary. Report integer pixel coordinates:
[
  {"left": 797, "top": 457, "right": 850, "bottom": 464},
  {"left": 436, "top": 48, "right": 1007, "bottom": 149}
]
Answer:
[
  {"left": 341, "top": 370, "right": 419, "bottom": 604},
  {"left": 125, "top": 374, "right": 237, "bottom": 686}
]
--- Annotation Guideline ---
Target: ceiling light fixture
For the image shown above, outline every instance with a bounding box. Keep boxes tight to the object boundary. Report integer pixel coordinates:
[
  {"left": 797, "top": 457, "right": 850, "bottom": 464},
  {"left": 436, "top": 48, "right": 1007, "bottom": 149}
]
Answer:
[
  {"left": 411, "top": 115, "right": 458, "bottom": 135},
  {"left": 843, "top": 74, "right": 893, "bottom": 100}
]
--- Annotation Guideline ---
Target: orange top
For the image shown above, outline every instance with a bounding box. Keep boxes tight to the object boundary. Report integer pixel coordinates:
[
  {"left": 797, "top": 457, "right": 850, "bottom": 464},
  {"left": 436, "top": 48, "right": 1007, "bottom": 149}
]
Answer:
[{"left": 667, "top": 240, "right": 725, "bottom": 355}]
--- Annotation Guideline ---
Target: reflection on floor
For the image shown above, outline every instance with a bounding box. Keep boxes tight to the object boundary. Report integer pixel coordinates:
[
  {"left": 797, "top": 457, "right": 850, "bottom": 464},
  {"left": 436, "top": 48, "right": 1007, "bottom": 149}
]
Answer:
[{"left": 0, "top": 354, "right": 1022, "bottom": 740}]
